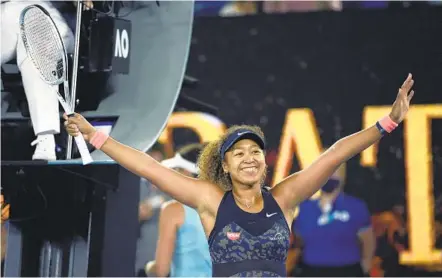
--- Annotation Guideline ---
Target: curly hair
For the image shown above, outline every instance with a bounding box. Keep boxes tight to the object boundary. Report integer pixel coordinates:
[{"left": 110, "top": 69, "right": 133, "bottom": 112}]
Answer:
[{"left": 197, "top": 125, "right": 267, "bottom": 191}]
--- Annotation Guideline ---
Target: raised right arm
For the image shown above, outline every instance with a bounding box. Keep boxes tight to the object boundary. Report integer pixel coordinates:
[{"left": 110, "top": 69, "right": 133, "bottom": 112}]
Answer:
[
  {"left": 101, "top": 137, "right": 217, "bottom": 209},
  {"left": 63, "top": 113, "right": 221, "bottom": 209},
  {"left": 106, "top": 137, "right": 214, "bottom": 208}
]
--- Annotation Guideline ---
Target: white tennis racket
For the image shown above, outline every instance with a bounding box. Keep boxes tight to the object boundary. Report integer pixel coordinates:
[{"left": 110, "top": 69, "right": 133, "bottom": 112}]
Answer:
[{"left": 19, "top": 4, "right": 93, "bottom": 165}]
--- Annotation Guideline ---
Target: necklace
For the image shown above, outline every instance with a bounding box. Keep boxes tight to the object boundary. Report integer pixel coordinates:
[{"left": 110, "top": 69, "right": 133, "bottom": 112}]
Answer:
[{"left": 233, "top": 191, "right": 262, "bottom": 209}]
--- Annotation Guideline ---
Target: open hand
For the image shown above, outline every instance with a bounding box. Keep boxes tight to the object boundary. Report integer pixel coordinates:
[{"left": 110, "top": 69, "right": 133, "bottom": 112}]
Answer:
[
  {"left": 63, "top": 113, "right": 96, "bottom": 141},
  {"left": 389, "top": 73, "right": 415, "bottom": 123}
]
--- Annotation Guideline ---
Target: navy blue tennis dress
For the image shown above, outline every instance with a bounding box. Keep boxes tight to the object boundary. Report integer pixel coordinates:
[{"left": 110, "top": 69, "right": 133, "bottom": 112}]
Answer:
[{"left": 208, "top": 187, "right": 290, "bottom": 277}]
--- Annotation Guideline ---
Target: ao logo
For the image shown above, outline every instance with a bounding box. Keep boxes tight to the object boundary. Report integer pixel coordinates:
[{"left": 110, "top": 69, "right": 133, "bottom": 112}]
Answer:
[{"left": 114, "top": 29, "right": 129, "bottom": 58}]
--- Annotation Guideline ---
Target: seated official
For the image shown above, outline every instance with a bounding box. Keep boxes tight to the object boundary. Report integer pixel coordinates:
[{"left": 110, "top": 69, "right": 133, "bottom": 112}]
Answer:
[{"left": 1, "top": 0, "right": 92, "bottom": 161}]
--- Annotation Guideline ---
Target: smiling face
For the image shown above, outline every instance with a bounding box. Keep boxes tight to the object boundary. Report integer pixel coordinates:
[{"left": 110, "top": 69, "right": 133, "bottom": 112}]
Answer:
[{"left": 222, "top": 139, "right": 266, "bottom": 188}]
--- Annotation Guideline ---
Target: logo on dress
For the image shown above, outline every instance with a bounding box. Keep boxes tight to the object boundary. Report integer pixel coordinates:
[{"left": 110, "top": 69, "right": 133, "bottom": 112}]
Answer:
[
  {"left": 270, "top": 232, "right": 285, "bottom": 241},
  {"left": 226, "top": 232, "right": 241, "bottom": 240}
]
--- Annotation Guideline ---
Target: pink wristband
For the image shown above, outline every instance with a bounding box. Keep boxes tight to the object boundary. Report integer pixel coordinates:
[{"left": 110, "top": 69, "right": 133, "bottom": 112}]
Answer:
[
  {"left": 89, "top": 130, "right": 109, "bottom": 150},
  {"left": 378, "top": 115, "right": 398, "bottom": 133}
]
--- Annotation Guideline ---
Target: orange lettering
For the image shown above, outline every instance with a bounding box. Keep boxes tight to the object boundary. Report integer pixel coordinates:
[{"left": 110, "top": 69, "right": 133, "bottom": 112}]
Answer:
[
  {"left": 361, "top": 105, "right": 442, "bottom": 265},
  {"left": 272, "top": 108, "right": 323, "bottom": 199},
  {"left": 400, "top": 105, "right": 442, "bottom": 265},
  {"left": 158, "top": 112, "right": 226, "bottom": 155}
]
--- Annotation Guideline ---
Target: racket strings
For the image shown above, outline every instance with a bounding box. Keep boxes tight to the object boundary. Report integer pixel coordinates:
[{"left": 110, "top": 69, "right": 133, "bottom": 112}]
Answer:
[{"left": 21, "top": 7, "right": 66, "bottom": 87}]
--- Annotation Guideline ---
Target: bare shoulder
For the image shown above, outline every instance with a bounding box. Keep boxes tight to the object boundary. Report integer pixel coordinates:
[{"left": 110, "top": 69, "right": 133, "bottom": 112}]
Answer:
[
  {"left": 161, "top": 200, "right": 183, "bottom": 212},
  {"left": 160, "top": 200, "right": 184, "bottom": 223}
]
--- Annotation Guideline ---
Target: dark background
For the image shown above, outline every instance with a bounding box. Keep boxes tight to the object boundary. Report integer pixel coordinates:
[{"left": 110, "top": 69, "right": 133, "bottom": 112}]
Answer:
[
  {"left": 2, "top": 3, "right": 442, "bottom": 276},
  {"left": 176, "top": 7, "right": 442, "bottom": 212},
  {"left": 177, "top": 7, "right": 442, "bottom": 274}
]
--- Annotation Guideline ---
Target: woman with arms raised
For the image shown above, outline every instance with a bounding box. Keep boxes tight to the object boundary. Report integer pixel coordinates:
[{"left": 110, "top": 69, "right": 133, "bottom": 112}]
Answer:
[{"left": 64, "top": 74, "right": 414, "bottom": 277}]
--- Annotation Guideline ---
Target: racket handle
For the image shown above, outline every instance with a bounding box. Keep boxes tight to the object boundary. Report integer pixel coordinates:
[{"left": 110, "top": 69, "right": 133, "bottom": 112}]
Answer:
[
  {"left": 66, "top": 113, "right": 93, "bottom": 165},
  {"left": 74, "top": 135, "right": 93, "bottom": 165}
]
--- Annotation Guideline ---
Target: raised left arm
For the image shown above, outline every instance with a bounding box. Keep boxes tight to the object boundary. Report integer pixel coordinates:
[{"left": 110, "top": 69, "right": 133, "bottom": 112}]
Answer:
[{"left": 273, "top": 74, "right": 415, "bottom": 211}]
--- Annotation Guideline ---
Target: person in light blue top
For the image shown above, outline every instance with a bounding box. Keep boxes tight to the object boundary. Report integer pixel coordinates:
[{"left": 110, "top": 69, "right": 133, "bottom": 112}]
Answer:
[
  {"left": 145, "top": 143, "right": 212, "bottom": 277},
  {"left": 170, "top": 203, "right": 212, "bottom": 277}
]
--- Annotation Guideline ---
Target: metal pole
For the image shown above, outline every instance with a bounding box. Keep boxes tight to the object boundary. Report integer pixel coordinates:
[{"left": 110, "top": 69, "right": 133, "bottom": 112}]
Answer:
[
  {"left": 51, "top": 243, "right": 63, "bottom": 277},
  {"left": 39, "top": 241, "right": 52, "bottom": 277},
  {"left": 66, "top": 0, "right": 83, "bottom": 159}
]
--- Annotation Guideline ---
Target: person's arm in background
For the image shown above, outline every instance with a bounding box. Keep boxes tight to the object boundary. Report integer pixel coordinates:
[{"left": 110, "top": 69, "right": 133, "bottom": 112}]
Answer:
[
  {"left": 138, "top": 193, "right": 166, "bottom": 222},
  {"left": 1, "top": 195, "right": 9, "bottom": 261},
  {"left": 1, "top": 223, "right": 6, "bottom": 262},
  {"left": 0, "top": 194, "right": 10, "bottom": 261},
  {"left": 286, "top": 208, "right": 304, "bottom": 276},
  {"left": 139, "top": 179, "right": 168, "bottom": 222},
  {"left": 359, "top": 228, "right": 376, "bottom": 274},
  {"left": 138, "top": 199, "right": 154, "bottom": 222},
  {"left": 286, "top": 233, "right": 302, "bottom": 276},
  {"left": 145, "top": 200, "right": 184, "bottom": 277},
  {"left": 357, "top": 202, "right": 376, "bottom": 274}
]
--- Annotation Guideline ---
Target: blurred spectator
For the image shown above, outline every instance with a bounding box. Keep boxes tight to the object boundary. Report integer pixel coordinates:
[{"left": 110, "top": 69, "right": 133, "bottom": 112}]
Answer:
[
  {"left": 387, "top": 0, "right": 435, "bottom": 9},
  {"left": 194, "top": 1, "right": 231, "bottom": 16},
  {"left": 145, "top": 143, "right": 211, "bottom": 277},
  {"left": 1, "top": 194, "right": 9, "bottom": 259},
  {"left": 194, "top": 0, "right": 442, "bottom": 17},
  {"left": 138, "top": 142, "right": 169, "bottom": 222},
  {"left": 1, "top": 194, "right": 9, "bottom": 277},
  {"left": 218, "top": 1, "right": 258, "bottom": 17},
  {"left": 341, "top": 1, "right": 388, "bottom": 10},
  {"left": 371, "top": 204, "right": 408, "bottom": 277},
  {"left": 195, "top": 0, "right": 257, "bottom": 16},
  {"left": 135, "top": 142, "right": 170, "bottom": 276},
  {"left": 263, "top": 1, "right": 342, "bottom": 13},
  {"left": 371, "top": 195, "right": 442, "bottom": 276},
  {"left": 288, "top": 161, "right": 375, "bottom": 276}
]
